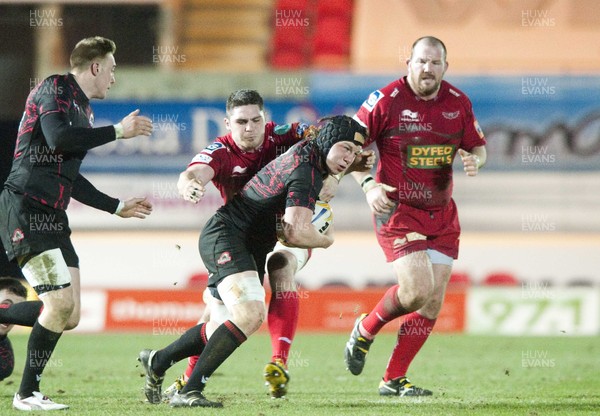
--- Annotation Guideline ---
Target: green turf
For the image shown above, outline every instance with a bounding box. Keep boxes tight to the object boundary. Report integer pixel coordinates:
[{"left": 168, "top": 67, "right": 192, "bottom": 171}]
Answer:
[{"left": 1, "top": 332, "right": 598, "bottom": 415}]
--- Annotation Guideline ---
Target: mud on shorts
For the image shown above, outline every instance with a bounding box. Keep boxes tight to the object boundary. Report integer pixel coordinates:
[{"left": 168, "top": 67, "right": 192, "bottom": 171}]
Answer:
[
  {"left": 199, "top": 215, "right": 276, "bottom": 302},
  {"left": 374, "top": 198, "right": 460, "bottom": 263},
  {"left": 0, "top": 190, "right": 78, "bottom": 294}
]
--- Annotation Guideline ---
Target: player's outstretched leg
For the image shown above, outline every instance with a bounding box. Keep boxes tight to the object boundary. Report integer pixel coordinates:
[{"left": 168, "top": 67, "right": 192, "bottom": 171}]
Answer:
[{"left": 344, "top": 313, "right": 374, "bottom": 375}]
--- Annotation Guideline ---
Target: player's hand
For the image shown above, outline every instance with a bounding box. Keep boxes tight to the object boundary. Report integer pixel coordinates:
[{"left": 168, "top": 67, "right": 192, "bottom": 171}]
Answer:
[
  {"left": 116, "top": 197, "right": 153, "bottom": 219},
  {"left": 319, "top": 176, "right": 339, "bottom": 203},
  {"left": 458, "top": 149, "right": 480, "bottom": 177},
  {"left": 366, "top": 183, "right": 397, "bottom": 216},
  {"left": 321, "top": 223, "right": 335, "bottom": 248},
  {"left": 119, "top": 109, "right": 153, "bottom": 138},
  {"left": 348, "top": 149, "right": 376, "bottom": 172},
  {"left": 180, "top": 178, "right": 206, "bottom": 204}
]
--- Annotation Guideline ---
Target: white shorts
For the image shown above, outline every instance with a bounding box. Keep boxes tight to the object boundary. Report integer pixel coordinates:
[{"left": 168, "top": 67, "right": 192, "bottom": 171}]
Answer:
[
  {"left": 21, "top": 248, "right": 71, "bottom": 296},
  {"left": 427, "top": 249, "right": 454, "bottom": 266}
]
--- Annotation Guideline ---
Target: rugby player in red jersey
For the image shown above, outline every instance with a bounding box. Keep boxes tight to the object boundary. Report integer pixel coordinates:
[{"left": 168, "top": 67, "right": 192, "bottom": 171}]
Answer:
[
  {"left": 344, "top": 36, "right": 487, "bottom": 396},
  {"left": 157, "top": 90, "right": 373, "bottom": 400}
]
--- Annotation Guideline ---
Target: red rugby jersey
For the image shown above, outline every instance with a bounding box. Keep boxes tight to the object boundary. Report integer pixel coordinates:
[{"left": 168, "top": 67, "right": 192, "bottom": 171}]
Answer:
[
  {"left": 188, "top": 121, "right": 306, "bottom": 203},
  {"left": 355, "top": 77, "right": 486, "bottom": 210}
]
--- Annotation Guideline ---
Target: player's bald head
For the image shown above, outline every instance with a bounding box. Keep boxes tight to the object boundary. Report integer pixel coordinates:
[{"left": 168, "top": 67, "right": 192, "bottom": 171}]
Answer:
[{"left": 410, "top": 36, "right": 447, "bottom": 61}]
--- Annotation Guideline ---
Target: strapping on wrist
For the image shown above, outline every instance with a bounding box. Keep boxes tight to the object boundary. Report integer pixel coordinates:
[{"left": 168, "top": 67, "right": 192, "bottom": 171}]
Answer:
[
  {"left": 113, "top": 123, "right": 124, "bottom": 139},
  {"left": 361, "top": 175, "right": 376, "bottom": 193},
  {"left": 114, "top": 200, "right": 124, "bottom": 215}
]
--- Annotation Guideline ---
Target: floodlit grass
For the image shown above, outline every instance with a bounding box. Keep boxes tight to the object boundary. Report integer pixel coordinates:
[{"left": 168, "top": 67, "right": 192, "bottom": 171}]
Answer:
[{"left": 1, "top": 332, "right": 599, "bottom": 415}]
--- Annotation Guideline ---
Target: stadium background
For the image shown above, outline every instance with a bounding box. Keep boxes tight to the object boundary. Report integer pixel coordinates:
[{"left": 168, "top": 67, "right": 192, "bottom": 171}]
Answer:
[{"left": 0, "top": 0, "right": 599, "bottom": 337}]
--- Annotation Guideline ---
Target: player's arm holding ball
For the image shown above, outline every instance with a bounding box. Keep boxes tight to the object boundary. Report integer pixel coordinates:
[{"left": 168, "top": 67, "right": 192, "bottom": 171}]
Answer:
[{"left": 281, "top": 206, "right": 334, "bottom": 249}]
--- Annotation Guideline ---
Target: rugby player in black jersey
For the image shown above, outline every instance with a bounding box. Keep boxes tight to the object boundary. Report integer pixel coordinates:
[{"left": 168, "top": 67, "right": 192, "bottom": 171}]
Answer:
[
  {"left": 139, "top": 115, "right": 366, "bottom": 408},
  {"left": 0, "top": 36, "right": 153, "bottom": 411}
]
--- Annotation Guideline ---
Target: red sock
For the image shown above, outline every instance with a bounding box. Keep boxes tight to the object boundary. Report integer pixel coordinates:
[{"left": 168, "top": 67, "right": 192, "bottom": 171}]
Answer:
[
  {"left": 384, "top": 312, "right": 436, "bottom": 382},
  {"left": 183, "top": 324, "right": 207, "bottom": 379},
  {"left": 184, "top": 355, "right": 198, "bottom": 379},
  {"left": 361, "top": 285, "right": 405, "bottom": 337},
  {"left": 268, "top": 290, "right": 299, "bottom": 365}
]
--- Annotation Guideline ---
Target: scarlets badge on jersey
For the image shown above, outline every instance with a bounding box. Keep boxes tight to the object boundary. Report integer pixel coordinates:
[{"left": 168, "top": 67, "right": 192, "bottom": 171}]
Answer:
[{"left": 362, "top": 90, "right": 384, "bottom": 112}]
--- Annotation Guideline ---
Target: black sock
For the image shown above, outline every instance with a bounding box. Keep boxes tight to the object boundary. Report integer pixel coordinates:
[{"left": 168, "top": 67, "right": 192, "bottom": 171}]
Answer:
[
  {"left": 152, "top": 323, "right": 208, "bottom": 375},
  {"left": 181, "top": 320, "right": 247, "bottom": 394},
  {"left": 19, "top": 321, "right": 62, "bottom": 398},
  {"left": 0, "top": 301, "right": 43, "bottom": 327}
]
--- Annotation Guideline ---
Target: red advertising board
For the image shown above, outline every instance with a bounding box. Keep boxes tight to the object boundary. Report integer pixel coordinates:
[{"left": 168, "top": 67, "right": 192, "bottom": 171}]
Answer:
[
  {"left": 100, "top": 288, "right": 465, "bottom": 333},
  {"left": 293, "top": 288, "right": 465, "bottom": 333}
]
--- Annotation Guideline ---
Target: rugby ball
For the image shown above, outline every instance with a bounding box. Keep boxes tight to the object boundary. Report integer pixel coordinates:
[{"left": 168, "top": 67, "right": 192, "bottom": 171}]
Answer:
[{"left": 311, "top": 200, "right": 333, "bottom": 234}]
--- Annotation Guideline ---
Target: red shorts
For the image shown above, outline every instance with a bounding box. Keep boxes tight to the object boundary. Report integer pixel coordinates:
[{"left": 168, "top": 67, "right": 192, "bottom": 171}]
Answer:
[{"left": 374, "top": 199, "right": 460, "bottom": 262}]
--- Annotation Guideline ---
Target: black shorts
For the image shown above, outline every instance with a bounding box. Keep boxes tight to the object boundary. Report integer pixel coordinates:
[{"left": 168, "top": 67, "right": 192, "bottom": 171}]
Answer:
[
  {"left": 199, "top": 215, "right": 275, "bottom": 301},
  {"left": 0, "top": 190, "right": 79, "bottom": 268}
]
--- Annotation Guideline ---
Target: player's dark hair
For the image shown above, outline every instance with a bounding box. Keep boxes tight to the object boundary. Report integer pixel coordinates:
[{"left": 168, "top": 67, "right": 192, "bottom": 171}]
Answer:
[
  {"left": 226, "top": 89, "right": 264, "bottom": 115},
  {"left": 70, "top": 36, "right": 116, "bottom": 69},
  {"left": 411, "top": 36, "right": 447, "bottom": 61},
  {"left": 0, "top": 277, "right": 28, "bottom": 299}
]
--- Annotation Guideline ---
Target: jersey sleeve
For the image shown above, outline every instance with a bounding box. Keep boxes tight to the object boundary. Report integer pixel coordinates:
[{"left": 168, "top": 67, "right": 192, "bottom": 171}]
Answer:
[
  {"left": 355, "top": 89, "right": 389, "bottom": 147},
  {"left": 459, "top": 98, "right": 487, "bottom": 152},
  {"left": 36, "top": 76, "right": 116, "bottom": 152},
  {"left": 188, "top": 141, "right": 228, "bottom": 177},
  {"left": 40, "top": 111, "right": 116, "bottom": 152},
  {"left": 285, "top": 163, "right": 322, "bottom": 211},
  {"left": 0, "top": 336, "right": 15, "bottom": 381},
  {"left": 71, "top": 174, "right": 120, "bottom": 214}
]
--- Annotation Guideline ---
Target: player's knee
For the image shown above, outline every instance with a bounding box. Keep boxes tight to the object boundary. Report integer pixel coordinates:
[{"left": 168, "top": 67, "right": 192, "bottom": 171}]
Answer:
[
  {"left": 43, "top": 290, "right": 75, "bottom": 322},
  {"left": 64, "top": 312, "right": 81, "bottom": 330},
  {"left": 233, "top": 301, "right": 265, "bottom": 335},
  {"left": 401, "top": 294, "right": 428, "bottom": 312},
  {"left": 267, "top": 252, "right": 297, "bottom": 291},
  {"left": 399, "top": 283, "right": 433, "bottom": 312}
]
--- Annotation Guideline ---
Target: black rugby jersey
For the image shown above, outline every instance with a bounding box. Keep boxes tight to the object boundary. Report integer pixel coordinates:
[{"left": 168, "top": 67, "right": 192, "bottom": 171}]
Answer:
[
  {"left": 215, "top": 140, "right": 326, "bottom": 241},
  {"left": 4, "top": 73, "right": 118, "bottom": 212}
]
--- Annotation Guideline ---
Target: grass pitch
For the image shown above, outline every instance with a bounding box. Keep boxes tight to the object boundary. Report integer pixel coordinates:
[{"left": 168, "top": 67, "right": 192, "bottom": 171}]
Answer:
[{"left": 1, "top": 332, "right": 598, "bottom": 415}]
